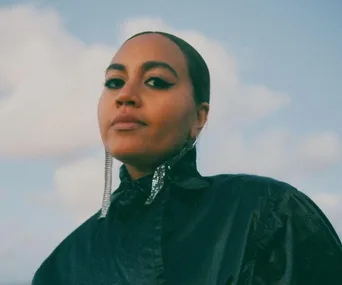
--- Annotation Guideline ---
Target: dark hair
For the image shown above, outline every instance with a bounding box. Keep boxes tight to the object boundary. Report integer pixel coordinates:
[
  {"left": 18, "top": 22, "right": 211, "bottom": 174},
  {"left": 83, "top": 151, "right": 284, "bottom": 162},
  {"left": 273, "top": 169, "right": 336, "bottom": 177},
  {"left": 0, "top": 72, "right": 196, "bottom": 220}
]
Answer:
[{"left": 126, "top": 31, "right": 210, "bottom": 104}]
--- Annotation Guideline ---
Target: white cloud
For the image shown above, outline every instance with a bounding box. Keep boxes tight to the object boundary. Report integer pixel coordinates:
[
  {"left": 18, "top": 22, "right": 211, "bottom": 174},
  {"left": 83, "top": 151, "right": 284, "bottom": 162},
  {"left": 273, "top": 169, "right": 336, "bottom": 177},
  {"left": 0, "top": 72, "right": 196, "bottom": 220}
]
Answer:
[
  {"left": 54, "top": 152, "right": 122, "bottom": 223},
  {"left": 0, "top": 5, "right": 113, "bottom": 157},
  {"left": 198, "top": 129, "right": 341, "bottom": 180},
  {"left": 299, "top": 132, "right": 341, "bottom": 171}
]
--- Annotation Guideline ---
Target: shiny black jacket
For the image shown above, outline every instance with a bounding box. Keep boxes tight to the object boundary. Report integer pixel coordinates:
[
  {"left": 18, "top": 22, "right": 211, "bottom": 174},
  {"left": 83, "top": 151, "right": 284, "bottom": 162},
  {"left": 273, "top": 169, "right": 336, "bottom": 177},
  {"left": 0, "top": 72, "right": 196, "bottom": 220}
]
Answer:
[{"left": 33, "top": 148, "right": 342, "bottom": 284}]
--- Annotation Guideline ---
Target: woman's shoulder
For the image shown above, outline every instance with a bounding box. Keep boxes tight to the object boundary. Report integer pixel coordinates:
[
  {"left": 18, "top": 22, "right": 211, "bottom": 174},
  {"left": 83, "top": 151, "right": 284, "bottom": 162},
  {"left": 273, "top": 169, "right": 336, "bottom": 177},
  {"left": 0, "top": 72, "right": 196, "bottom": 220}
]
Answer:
[
  {"left": 205, "top": 173, "right": 336, "bottom": 234},
  {"left": 206, "top": 172, "right": 299, "bottom": 200}
]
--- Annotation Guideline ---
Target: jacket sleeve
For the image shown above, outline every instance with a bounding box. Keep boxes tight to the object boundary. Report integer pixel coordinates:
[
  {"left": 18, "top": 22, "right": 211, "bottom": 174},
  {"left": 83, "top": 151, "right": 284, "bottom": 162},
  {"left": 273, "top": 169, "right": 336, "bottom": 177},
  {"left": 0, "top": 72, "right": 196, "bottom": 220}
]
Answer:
[{"left": 253, "top": 188, "right": 342, "bottom": 284}]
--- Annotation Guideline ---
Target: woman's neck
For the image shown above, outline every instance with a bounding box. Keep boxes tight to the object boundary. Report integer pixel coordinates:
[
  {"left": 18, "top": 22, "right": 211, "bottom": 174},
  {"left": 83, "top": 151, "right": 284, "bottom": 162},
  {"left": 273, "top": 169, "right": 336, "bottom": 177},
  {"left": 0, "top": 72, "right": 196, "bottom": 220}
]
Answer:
[
  {"left": 123, "top": 146, "right": 187, "bottom": 180},
  {"left": 125, "top": 164, "right": 155, "bottom": 181}
]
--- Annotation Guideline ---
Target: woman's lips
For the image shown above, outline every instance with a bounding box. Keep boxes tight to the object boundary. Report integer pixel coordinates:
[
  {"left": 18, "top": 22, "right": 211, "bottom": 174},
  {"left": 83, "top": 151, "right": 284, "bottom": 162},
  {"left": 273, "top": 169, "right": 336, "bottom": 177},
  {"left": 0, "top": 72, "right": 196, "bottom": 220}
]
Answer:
[
  {"left": 111, "top": 113, "right": 146, "bottom": 131},
  {"left": 112, "top": 122, "right": 145, "bottom": 131}
]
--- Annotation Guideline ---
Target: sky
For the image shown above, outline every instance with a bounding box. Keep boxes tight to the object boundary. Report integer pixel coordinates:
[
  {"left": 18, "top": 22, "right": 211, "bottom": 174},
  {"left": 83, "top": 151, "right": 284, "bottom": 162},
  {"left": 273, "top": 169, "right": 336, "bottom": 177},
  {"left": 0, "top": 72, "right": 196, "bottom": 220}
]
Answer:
[{"left": 0, "top": 0, "right": 341, "bottom": 283}]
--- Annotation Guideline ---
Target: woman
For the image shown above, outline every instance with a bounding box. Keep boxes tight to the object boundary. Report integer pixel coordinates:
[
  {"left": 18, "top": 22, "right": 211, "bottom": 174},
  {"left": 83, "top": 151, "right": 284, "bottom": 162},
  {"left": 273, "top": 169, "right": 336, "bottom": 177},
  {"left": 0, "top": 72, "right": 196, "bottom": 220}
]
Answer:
[{"left": 33, "top": 31, "right": 342, "bottom": 285}]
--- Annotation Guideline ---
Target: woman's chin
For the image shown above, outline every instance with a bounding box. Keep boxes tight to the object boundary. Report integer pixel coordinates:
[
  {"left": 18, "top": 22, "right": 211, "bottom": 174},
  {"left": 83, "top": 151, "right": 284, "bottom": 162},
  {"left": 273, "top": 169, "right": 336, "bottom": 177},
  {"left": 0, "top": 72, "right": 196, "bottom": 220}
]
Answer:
[
  {"left": 107, "top": 143, "right": 147, "bottom": 162},
  {"left": 106, "top": 136, "right": 144, "bottom": 153}
]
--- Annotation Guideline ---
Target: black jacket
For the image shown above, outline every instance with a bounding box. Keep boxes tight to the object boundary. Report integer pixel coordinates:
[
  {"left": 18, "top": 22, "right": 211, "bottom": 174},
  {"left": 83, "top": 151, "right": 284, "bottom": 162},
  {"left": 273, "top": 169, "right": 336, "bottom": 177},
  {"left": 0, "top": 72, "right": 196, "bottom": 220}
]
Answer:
[{"left": 33, "top": 148, "right": 342, "bottom": 284}]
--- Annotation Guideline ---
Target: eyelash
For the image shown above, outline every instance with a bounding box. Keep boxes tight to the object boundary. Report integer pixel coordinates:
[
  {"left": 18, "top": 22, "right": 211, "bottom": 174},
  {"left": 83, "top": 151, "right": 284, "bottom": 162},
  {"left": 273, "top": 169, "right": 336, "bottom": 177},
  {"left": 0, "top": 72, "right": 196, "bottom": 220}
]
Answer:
[{"left": 104, "top": 77, "right": 175, "bottom": 90}]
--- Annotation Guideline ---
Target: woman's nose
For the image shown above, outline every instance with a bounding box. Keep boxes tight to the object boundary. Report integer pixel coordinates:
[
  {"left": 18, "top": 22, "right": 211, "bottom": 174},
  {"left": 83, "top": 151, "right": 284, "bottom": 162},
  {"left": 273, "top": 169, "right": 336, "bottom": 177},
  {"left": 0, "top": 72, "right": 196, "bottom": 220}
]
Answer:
[{"left": 115, "top": 83, "right": 142, "bottom": 108}]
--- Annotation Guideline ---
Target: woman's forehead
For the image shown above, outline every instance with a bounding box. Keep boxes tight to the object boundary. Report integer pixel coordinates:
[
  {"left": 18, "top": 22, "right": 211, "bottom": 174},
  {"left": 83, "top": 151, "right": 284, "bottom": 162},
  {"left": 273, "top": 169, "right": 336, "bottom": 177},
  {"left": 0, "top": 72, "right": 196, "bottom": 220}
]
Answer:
[{"left": 111, "top": 34, "right": 188, "bottom": 72}]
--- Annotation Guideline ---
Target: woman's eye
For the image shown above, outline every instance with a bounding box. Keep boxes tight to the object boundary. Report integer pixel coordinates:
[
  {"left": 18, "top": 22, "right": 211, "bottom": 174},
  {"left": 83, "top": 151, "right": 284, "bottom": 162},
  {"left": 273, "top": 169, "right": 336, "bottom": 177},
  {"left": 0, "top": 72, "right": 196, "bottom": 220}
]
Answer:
[
  {"left": 104, "top": 78, "right": 125, "bottom": 89},
  {"left": 145, "top": 77, "right": 174, "bottom": 90}
]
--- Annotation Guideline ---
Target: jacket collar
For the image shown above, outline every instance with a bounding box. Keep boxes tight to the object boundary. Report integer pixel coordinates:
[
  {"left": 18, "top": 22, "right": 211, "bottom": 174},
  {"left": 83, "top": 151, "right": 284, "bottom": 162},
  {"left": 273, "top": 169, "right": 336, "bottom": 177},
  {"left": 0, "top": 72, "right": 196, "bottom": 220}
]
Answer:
[{"left": 118, "top": 147, "right": 211, "bottom": 190}]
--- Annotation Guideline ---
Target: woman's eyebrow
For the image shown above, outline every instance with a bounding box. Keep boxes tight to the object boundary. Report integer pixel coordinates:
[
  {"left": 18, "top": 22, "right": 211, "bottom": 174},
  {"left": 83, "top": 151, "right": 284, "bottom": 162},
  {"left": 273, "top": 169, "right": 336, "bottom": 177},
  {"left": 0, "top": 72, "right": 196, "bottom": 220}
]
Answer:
[
  {"left": 106, "top": 61, "right": 178, "bottom": 78},
  {"left": 141, "top": 61, "right": 178, "bottom": 78},
  {"left": 105, "top": 63, "right": 125, "bottom": 74}
]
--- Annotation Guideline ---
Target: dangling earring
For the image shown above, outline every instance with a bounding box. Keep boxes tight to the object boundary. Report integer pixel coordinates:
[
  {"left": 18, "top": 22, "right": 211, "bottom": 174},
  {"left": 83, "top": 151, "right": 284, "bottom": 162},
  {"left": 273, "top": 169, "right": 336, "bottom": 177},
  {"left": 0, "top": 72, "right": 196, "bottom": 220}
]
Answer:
[{"left": 99, "top": 149, "right": 113, "bottom": 219}]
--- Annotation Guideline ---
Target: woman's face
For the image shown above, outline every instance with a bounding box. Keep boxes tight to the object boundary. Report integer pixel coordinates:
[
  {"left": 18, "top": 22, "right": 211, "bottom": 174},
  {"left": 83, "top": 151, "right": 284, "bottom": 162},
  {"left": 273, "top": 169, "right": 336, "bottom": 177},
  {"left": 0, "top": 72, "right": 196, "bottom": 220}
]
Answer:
[{"left": 98, "top": 34, "right": 207, "bottom": 168}]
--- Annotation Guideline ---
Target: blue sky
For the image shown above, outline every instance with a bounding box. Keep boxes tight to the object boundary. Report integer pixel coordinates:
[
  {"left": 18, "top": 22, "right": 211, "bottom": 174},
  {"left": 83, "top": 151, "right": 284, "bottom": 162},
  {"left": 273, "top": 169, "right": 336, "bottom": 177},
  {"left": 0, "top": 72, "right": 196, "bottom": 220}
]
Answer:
[{"left": 0, "top": 0, "right": 341, "bottom": 283}]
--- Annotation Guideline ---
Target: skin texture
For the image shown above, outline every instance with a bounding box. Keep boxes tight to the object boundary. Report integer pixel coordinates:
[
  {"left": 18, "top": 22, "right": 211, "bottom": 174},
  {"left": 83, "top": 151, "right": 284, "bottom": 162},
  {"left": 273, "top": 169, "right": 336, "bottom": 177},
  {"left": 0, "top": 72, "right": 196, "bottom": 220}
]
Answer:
[{"left": 98, "top": 34, "right": 209, "bottom": 180}]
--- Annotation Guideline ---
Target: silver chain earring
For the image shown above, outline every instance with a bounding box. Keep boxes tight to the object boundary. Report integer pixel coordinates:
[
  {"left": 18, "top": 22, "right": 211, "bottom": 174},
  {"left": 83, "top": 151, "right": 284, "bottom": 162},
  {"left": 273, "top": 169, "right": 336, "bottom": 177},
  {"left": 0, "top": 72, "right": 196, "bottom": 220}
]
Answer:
[{"left": 99, "top": 149, "right": 113, "bottom": 219}]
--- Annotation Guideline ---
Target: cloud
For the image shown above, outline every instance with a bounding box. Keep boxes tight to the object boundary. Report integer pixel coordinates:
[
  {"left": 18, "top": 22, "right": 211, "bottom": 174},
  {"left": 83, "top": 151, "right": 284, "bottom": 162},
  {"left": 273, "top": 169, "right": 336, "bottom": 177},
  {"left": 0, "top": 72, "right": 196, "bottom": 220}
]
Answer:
[
  {"left": 198, "top": 129, "right": 341, "bottom": 181},
  {"left": 298, "top": 132, "right": 341, "bottom": 171},
  {"left": 54, "top": 152, "right": 122, "bottom": 223},
  {"left": 0, "top": 5, "right": 113, "bottom": 158}
]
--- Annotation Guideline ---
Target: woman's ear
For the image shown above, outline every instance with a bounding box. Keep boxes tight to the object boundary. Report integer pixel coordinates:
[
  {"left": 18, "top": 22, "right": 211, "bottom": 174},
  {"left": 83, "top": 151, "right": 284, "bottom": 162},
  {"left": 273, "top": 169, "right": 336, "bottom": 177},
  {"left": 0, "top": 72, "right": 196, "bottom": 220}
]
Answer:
[{"left": 190, "top": 102, "right": 209, "bottom": 139}]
